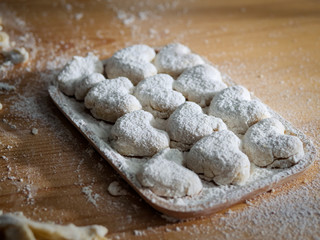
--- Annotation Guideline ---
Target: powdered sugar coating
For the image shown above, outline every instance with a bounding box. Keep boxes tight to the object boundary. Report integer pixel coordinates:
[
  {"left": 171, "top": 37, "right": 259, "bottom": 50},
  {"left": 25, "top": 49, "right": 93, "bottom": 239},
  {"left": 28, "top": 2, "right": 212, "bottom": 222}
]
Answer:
[
  {"left": 137, "top": 149, "right": 203, "bottom": 197},
  {"left": 154, "top": 43, "right": 205, "bottom": 77},
  {"left": 75, "top": 73, "right": 105, "bottom": 100},
  {"left": 209, "top": 85, "right": 271, "bottom": 134},
  {"left": 174, "top": 64, "right": 227, "bottom": 107},
  {"left": 105, "top": 44, "right": 157, "bottom": 85},
  {"left": 110, "top": 110, "right": 170, "bottom": 157},
  {"left": 84, "top": 77, "right": 141, "bottom": 122},
  {"left": 187, "top": 130, "right": 251, "bottom": 185},
  {"left": 57, "top": 53, "right": 103, "bottom": 96},
  {"left": 134, "top": 74, "right": 185, "bottom": 118},
  {"left": 167, "top": 102, "right": 227, "bottom": 150},
  {"left": 243, "top": 118, "right": 304, "bottom": 168}
]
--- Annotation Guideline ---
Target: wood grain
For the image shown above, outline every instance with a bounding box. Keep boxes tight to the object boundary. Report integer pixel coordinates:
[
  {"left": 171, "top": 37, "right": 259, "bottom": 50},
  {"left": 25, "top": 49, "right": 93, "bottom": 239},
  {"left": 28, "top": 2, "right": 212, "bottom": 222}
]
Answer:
[{"left": 0, "top": 0, "right": 319, "bottom": 239}]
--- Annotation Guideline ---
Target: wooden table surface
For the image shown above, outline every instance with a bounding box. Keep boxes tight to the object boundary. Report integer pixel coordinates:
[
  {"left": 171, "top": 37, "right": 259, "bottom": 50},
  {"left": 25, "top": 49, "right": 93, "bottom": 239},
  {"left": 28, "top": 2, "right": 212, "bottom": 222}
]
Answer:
[{"left": 0, "top": 0, "right": 319, "bottom": 239}]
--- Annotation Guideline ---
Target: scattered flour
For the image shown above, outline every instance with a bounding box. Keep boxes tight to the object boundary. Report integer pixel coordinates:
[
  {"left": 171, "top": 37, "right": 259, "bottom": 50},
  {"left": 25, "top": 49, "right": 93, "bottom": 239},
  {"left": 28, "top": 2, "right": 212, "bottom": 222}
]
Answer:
[
  {"left": 82, "top": 186, "right": 100, "bottom": 208},
  {"left": 0, "top": 82, "right": 16, "bottom": 91}
]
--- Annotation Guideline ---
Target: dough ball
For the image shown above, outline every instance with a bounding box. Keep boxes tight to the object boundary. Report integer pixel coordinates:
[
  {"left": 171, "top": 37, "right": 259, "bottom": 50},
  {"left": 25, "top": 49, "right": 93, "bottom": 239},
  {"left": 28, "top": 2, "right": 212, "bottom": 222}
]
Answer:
[
  {"left": 209, "top": 85, "right": 270, "bottom": 134},
  {"left": 84, "top": 77, "right": 141, "bottom": 122},
  {"left": 167, "top": 102, "right": 227, "bottom": 151},
  {"left": 187, "top": 130, "right": 250, "bottom": 185},
  {"left": 137, "top": 148, "right": 203, "bottom": 197},
  {"left": 74, "top": 73, "right": 105, "bottom": 100},
  {"left": 154, "top": 43, "right": 205, "bottom": 77},
  {"left": 57, "top": 53, "right": 103, "bottom": 96},
  {"left": 134, "top": 74, "right": 185, "bottom": 118},
  {"left": 110, "top": 110, "right": 170, "bottom": 157},
  {"left": 105, "top": 44, "right": 157, "bottom": 85},
  {"left": 243, "top": 118, "right": 304, "bottom": 168},
  {"left": 174, "top": 64, "right": 227, "bottom": 106}
]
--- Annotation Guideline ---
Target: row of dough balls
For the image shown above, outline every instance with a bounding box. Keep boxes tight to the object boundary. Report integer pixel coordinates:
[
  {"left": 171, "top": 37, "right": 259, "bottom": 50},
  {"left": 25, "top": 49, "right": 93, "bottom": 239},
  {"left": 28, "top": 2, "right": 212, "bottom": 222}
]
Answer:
[
  {"left": 110, "top": 109, "right": 303, "bottom": 197},
  {"left": 57, "top": 43, "right": 271, "bottom": 134},
  {"left": 57, "top": 44, "right": 304, "bottom": 197}
]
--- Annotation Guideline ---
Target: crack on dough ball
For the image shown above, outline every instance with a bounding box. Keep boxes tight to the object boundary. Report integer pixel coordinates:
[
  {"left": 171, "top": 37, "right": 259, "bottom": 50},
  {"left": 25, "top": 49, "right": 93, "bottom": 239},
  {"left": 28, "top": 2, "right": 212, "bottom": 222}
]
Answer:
[
  {"left": 167, "top": 102, "right": 227, "bottom": 151},
  {"left": 110, "top": 110, "right": 170, "bottom": 157},
  {"left": 187, "top": 130, "right": 251, "bottom": 186},
  {"left": 174, "top": 64, "right": 227, "bottom": 107},
  {"left": 209, "top": 85, "right": 270, "bottom": 134},
  {"left": 134, "top": 74, "right": 185, "bottom": 118},
  {"left": 105, "top": 44, "right": 157, "bottom": 85},
  {"left": 84, "top": 77, "right": 142, "bottom": 122},
  {"left": 75, "top": 73, "right": 105, "bottom": 100},
  {"left": 57, "top": 53, "right": 103, "bottom": 96},
  {"left": 154, "top": 43, "right": 205, "bottom": 77},
  {"left": 137, "top": 149, "right": 203, "bottom": 197},
  {"left": 243, "top": 118, "right": 304, "bottom": 168}
]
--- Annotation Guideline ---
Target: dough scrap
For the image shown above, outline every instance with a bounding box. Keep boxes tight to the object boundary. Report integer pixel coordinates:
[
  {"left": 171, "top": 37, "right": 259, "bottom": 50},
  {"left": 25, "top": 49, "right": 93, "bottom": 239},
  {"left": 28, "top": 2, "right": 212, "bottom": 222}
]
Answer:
[
  {"left": 167, "top": 102, "right": 227, "bottom": 150},
  {"left": 105, "top": 44, "right": 157, "bottom": 85},
  {"left": 84, "top": 77, "right": 142, "bottom": 122},
  {"left": 137, "top": 149, "right": 203, "bottom": 197},
  {"left": 75, "top": 73, "right": 105, "bottom": 100},
  {"left": 208, "top": 85, "right": 270, "bottom": 134},
  {"left": 107, "top": 181, "right": 128, "bottom": 196},
  {"left": 0, "top": 31, "right": 10, "bottom": 50},
  {"left": 174, "top": 64, "right": 227, "bottom": 106},
  {"left": 134, "top": 74, "right": 185, "bottom": 118},
  {"left": 57, "top": 53, "right": 103, "bottom": 96},
  {"left": 110, "top": 110, "right": 170, "bottom": 157},
  {"left": 187, "top": 130, "right": 251, "bottom": 185},
  {"left": 243, "top": 118, "right": 304, "bottom": 168},
  {"left": 154, "top": 43, "right": 205, "bottom": 77},
  {"left": 1, "top": 47, "right": 29, "bottom": 65},
  {"left": 0, "top": 212, "right": 108, "bottom": 240}
]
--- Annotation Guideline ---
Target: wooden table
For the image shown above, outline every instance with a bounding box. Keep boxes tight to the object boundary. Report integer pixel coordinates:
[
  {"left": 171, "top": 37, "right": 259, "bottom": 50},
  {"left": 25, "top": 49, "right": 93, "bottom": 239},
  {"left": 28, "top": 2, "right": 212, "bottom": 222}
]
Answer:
[{"left": 0, "top": 0, "right": 319, "bottom": 239}]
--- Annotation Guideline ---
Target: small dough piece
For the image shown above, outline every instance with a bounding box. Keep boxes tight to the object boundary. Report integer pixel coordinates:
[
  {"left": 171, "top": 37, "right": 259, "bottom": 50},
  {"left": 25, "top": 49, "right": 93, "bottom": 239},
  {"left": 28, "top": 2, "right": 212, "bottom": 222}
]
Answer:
[
  {"left": 208, "top": 85, "right": 270, "bottom": 134},
  {"left": 174, "top": 64, "right": 227, "bottom": 106},
  {"left": 137, "top": 149, "right": 203, "bottom": 197},
  {"left": 110, "top": 110, "right": 170, "bottom": 157},
  {"left": 57, "top": 53, "right": 103, "bottom": 96},
  {"left": 1, "top": 48, "right": 29, "bottom": 65},
  {"left": 105, "top": 44, "right": 157, "bottom": 85},
  {"left": 187, "top": 130, "right": 250, "bottom": 185},
  {"left": 0, "top": 31, "right": 10, "bottom": 50},
  {"left": 0, "top": 212, "right": 108, "bottom": 240},
  {"left": 154, "top": 43, "right": 205, "bottom": 77},
  {"left": 243, "top": 118, "right": 304, "bottom": 168},
  {"left": 134, "top": 74, "right": 185, "bottom": 118},
  {"left": 107, "top": 181, "right": 128, "bottom": 196},
  {"left": 84, "top": 77, "right": 142, "bottom": 122},
  {"left": 167, "top": 102, "right": 227, "bottom": 150},
  {"left": 75, "top": 73, "right": 105, "bottom": 100}
]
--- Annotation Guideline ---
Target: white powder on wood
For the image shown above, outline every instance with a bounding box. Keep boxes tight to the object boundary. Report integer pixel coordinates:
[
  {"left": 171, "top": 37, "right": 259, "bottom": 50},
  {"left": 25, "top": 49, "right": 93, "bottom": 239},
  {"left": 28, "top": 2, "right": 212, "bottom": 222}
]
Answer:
[
  {"left": 82, "top": 186, "right": 100, "bottom": 207},
  {"left": 0, "top": 82, "right": 16, "bottom": 91}
]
